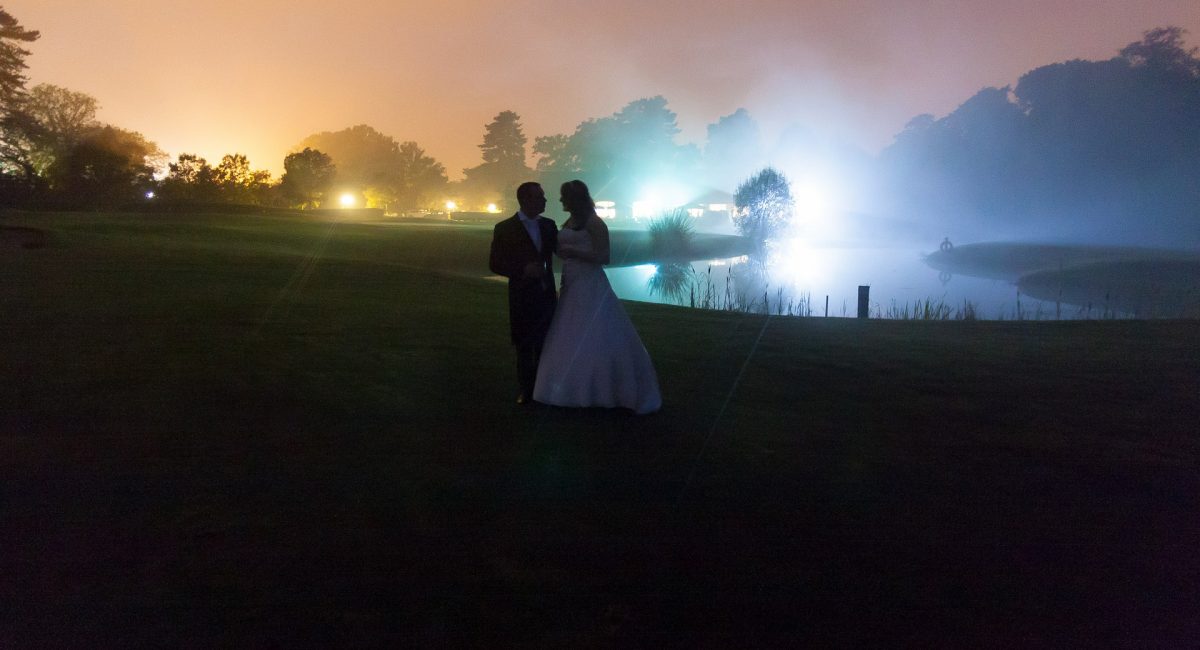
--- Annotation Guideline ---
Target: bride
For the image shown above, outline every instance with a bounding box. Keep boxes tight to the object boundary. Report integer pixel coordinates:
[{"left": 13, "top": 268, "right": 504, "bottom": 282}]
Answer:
[{"left": 533, "top": 180, "right": 662, "bottom": 414}]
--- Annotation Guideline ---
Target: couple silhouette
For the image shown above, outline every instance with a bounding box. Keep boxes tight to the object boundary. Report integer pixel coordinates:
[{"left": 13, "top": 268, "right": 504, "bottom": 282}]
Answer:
[{"left": 489, "top": 180, "right": 661, "bottom": 414}]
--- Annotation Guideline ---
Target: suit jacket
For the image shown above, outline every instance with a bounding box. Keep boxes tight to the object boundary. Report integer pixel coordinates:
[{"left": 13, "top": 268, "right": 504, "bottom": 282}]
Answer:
[{"left": 489, "top": 213, "right": 558, "bottom": 345}]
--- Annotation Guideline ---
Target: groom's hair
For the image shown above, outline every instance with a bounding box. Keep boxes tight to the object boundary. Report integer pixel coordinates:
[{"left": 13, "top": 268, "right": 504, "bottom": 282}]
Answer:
[{"left": 516, "top": 182, "right": 542, "bottom": 204}]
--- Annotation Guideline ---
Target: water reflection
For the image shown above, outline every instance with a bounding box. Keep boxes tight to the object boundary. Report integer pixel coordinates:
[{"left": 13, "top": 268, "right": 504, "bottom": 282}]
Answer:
[
  {"left": 610, "top": 242, "right": 1070, "bottom": 320},
  {"left": 646, "top": 262, "right": 693, "bottom": 304}
]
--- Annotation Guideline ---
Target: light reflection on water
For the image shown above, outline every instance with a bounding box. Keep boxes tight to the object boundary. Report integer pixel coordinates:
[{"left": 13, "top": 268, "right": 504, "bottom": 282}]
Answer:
[{"left": 606, "top": 244, "right": 1069, "bottom": 319}]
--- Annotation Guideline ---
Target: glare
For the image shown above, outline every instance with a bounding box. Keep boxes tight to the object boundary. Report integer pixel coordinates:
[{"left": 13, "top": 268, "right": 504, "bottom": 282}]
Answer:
[
  {"left": 631, "top": 200, "right": 656, "bottom": 220},
  {"left": 445, "top": 200, "right": 457, "bottom": 211},
  {"left": 633, "top": 182, "right": 693, "bottom": 220},
  {"left": 486, "top": 203, "right": 499, "bottom": 213},
  {"left": 795, "top": 181, "right": 829, "bottom": 218},
  {"left": 144, "top": 191, "right": 155, "bottom": 200},
  {"left": 595, "top": 200, "right": 616, "bottom": 220},
  {"left": 769, "top": 238, "right": 836, "bottom": 289},
  {"left": 790, "top": 177, "right": 841, "bottom": 239},
  {"left": 339, "top": 193, "right": 356, "bottom": 208}
]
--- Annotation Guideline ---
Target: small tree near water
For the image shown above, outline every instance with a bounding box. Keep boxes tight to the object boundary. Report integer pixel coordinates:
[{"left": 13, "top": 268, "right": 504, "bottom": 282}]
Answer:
[{"left": 733, "top": 167, "right": 794, "bottom": 242}]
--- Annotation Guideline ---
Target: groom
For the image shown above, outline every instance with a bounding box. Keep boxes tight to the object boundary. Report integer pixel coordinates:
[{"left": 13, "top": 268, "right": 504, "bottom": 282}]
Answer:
[{"left": 489, "top": 182, "right": 558, "bottom": 405}]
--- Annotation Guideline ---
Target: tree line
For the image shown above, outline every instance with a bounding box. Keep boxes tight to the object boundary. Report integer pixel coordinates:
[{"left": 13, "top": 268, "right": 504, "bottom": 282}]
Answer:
[
  {"left": 880, "top": 26, "right": 1200, "bottom": 247},
  {"left": 2, "top": 6, "right": 1197, "bottom": 248}
]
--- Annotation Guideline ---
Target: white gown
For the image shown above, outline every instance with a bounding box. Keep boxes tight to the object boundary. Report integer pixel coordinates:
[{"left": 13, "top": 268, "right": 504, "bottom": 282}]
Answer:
[{"left": 533, "top": 227, "right": 662, "bottom": 414}]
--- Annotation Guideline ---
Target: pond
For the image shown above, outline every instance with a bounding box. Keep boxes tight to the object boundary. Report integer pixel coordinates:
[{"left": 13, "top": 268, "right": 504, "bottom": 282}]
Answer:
[{"left": 604, "top": 239, "right": 1064, "bottom": 319}]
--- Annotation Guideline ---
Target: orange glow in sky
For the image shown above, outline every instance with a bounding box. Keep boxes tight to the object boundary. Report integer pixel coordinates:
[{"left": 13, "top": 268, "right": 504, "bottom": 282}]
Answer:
[{"left": 12, "top": 1, "right": 1200, "bottom": 178}]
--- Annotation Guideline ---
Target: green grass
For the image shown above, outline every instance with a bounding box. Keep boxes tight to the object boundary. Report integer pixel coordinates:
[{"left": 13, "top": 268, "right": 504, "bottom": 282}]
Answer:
[{"left": 2, "top": 210, "right": 1199, "bottom": 644}]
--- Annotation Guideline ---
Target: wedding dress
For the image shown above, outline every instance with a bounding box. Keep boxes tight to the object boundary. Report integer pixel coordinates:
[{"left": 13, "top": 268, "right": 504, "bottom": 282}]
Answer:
[{"left": 533, "top": 227, "right": 662, "bottom": 414}]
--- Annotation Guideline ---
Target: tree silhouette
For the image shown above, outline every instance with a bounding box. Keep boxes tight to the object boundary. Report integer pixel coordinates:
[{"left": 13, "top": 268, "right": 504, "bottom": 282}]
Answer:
[
  {"left": 0, "top": 8, "right": 38, "bottom": 108},
  {"left": 296, "top": 125, "right": 445, "bottom": 211},
  {"left": 462, "top": 110, "right": 532, "bottom": 211},
  {"left": 391, "top": 141, "right": 447, "bottom": 212},
  {"left": 214, "top": 154, "right": 271, "bottom": 204},
  {"left": 478, "top": 110, "right": 527, "bottom": 165},
  {"left": 298, "top": 125, "right": 399, "bottom": 191},
  {"left": 280, "top": 148, "right": 336, "bottom": 208},
  {"left": 703, "top": 108, "right": 764, "bottom": 191},
  {"left": 160, "top": 153, "right": 217, "bottom": 201},
  {"left": 535, "top": 96, "right": 697, "bottom": 207},
  {"left": 19, "top": 84, "right": 100, "bottom": 176},
  {"left": 733, "top": 167, "right": 794, "bottom": 242},
  {"left": 0, "top": 8, "right": 40, "bottom": 189},
  {"left": 881, "top": 26, "right": 1200, "bottom": 247},
  {"left": 1119, "top": 26, "right": 1200, "bottom": 77},
  {"left": 52, "top": 126, "right": 162, "bottom": 207}
]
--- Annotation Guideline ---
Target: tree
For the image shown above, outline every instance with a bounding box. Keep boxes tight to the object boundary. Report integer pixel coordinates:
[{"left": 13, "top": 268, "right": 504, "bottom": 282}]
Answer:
[
  {"left": 52, "top": 126, "right": 163, "bottom": 207},
  {"left": 702, "top": 108, "right": 764, "bottom": 191},
  {"left": 0, "top": 8, "right": 39, "bottom": 188},
  {"left": 478, "top": 110, "right": 527, "bottom": 165},
  {"left": 879, "top": 26, "right": 1200, "bottom": 246},
  {"left": 214, "top": 153, "right": 272, "bottom": 204},
  {"left": 0, "top": 8, "right": 38, "bottom": 109},
  {"left": 534, "top": 96, "right": 697, "bottom": 207},
  {"left": 0, "top": 108, "right": 42, "bottom": 180},
  {"left": 159, "top": 153, "right": 217, "bottom": 201},
  {"left": 532, "top": 134, "right": 570, "bottom": 172},
  {"left": 462, "top": 110, "right": 531, "bottom": 210},
  {"left": 279, "top": 147, "right": 336, "bottom": 208},
  {"left": 1119, "top": 26, "right": 1200, "bottom": 77},
  {"left": 19, "top": 84, "right": 100, "bottom": 175},
  {"left": 733, "top": 167, "right": 794, "bottom": 241},
  {"left": 391, "top": 141, "right": 447, "bottom": 211},
  {"left": 295, "top": 125, "right": 447, "bottom": 211},
  {"left": 297, "top": 124, "right": 399, "bottom": 190}
]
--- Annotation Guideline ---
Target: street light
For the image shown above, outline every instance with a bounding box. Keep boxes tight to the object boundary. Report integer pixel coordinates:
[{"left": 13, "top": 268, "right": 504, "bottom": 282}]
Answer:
[{"left": 445, "top": 200, "right": 457, "bottom": 220}]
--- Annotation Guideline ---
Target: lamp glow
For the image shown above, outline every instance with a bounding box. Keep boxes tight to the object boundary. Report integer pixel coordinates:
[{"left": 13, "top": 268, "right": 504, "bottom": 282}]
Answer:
[
  {"left": 339, "top": 193, "right": 356, "bottom": 208},
  {"left": 445, "top": 200, "right": 457, "bottom": 211},
  {"left": 486, "top": 203, "right": 499, "bottom": 213}
]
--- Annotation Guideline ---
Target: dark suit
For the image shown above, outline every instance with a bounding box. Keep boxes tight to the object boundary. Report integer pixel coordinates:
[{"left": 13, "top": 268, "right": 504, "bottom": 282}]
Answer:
[{"left": 489, "top": 213, "right": 558, "bottom": 399}]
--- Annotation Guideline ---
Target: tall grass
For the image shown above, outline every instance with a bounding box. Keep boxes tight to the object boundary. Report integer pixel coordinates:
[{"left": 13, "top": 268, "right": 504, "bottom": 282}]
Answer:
[
  {"left": 647, "top": 209, "right": 696, "bottom": 260},
  {"left": 651, "top": 264, "right": 1141, "bottom": 322}
]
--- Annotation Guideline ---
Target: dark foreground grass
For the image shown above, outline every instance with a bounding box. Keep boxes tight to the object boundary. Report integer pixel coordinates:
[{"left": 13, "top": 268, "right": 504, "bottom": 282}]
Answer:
[{"left": 2, "top": 211, "right": 1199, "bottom": 645}]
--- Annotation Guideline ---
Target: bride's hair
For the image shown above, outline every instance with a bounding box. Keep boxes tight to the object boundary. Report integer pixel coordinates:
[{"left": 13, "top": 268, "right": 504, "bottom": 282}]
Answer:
[{"left": 561, "top": 180, "right": 596, "bottom": 224}]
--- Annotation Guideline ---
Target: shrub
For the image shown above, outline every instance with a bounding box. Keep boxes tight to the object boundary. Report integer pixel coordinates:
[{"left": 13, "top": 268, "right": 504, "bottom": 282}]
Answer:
[{"left": 648, "top": 209, "right": 695, "bottom": 259}]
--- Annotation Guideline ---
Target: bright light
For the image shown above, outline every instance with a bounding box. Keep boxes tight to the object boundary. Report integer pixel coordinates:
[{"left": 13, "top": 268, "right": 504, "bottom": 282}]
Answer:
[
  {"left": 686, "top": 208, "right": 704, "bottom": 218},
  {"left": 486, "top": 203, "right": 499, "bottom": 213},
  {"left": 769, "top": 238, "right": 837, "bottom": 290},
  {"left": 633, "top": 182, "right": 693, "bottom": 220},
  {"left": 339, "top": 193, "right": 356, "bottom": 208},
  {"left": 708, "top": 203, "right": 728, "bottom": 212},
  {"left": 445, "top": 200, "right": 457, "bottom": 211},
  {"left": 795, "top": 182, "right": 829, "bottom": 217},
  {"left": 595, "top": 200, "right": 616, "bottom": 220},
  {"left": 631, "top": 200, "right": 657, "bottom": 220},
  {"left": 144, "top": 191, "right": 155, "bottom": 200}
]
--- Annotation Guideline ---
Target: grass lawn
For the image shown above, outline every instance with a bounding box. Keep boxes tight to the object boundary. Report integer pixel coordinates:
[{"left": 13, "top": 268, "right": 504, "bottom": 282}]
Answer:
[{"left": 2, "top": 210, "right": 1198, "bottom": 645}]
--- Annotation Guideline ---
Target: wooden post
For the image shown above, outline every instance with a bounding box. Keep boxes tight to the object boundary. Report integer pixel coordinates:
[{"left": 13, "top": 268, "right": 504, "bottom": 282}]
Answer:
[
  {"left": 825, "top": 295, "right": 829, "bottom": 318},
  {"left": 857, "top": 285, "right": 870, "bottom": 319}
]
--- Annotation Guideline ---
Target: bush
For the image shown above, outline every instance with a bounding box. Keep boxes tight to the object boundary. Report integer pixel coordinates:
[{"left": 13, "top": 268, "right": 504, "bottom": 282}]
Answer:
[{"left": 648, "top": 209, "right": 695, "bottom": 259}]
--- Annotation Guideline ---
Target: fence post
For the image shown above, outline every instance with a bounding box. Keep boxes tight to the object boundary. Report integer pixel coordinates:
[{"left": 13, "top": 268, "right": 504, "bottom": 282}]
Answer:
[{"left": 857, "top": 285, "right": 870, "bottom": 319}]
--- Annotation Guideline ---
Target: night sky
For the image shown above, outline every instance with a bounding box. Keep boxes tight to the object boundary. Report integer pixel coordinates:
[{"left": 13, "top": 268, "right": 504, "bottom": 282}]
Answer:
[{"left": 12, "top": 1, "right": 1200, "bottom": 177}]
